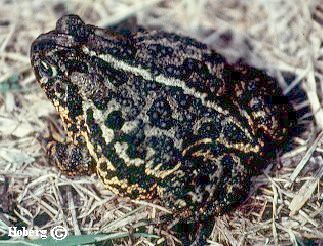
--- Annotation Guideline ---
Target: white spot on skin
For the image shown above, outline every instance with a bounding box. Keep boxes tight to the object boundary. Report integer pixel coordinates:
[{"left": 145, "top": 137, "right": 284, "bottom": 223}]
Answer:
[
  {"left": 174, "top": 199, "right": 187, "bottom": 208},
  {"left": 40, "top": 77, "right": 48, "bottom": 84},
  {"left": 121, "top": 120, "right": 139, "bottom": 133},
  {"left": 187, "top": 191, "right": 203, "bottom": 203}
]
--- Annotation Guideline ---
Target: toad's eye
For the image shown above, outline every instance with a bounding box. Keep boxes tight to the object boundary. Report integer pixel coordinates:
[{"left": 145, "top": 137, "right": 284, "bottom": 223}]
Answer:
[{"left": 39, "top": 60, "right": 57, "bottom": 78}]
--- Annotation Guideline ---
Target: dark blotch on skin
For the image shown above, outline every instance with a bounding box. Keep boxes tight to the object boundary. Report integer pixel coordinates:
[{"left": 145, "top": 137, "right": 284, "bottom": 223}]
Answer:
[
  {"left": 147, "top": 97, "right": 174, "bottom": 129},
  {"left": 105, "top": 110, "right": 125, "bottom": 130},
  {"left": 67, "top": 84, "right": 83, "bottom": 118},
  {"left": 223, "top": 123, "right": 249, "bottom": 144},
  {"left": 65, "top": 59, "right": 89, "bottom": 73}
]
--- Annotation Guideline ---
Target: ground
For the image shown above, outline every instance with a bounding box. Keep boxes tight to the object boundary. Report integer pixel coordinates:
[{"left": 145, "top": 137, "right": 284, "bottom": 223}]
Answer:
[{"left": 0, "top": 0, "right": 322, "bottom": 245}]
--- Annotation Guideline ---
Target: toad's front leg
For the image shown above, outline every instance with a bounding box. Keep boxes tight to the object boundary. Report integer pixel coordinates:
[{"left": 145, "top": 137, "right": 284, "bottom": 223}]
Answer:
[{"left": 44, "top": 133, "right": 96, "bottom": 176}]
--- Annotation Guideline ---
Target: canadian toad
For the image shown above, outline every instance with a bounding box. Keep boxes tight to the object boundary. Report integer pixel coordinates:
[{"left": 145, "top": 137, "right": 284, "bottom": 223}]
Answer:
[{"left": 31, "top": 15, "right": 295, "bottom": 245}]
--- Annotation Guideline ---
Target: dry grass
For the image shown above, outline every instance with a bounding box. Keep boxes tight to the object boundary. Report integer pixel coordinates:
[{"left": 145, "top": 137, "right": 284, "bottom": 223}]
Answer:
[{"left": 0, "top": 0, "right": 322, "bottom": 245}]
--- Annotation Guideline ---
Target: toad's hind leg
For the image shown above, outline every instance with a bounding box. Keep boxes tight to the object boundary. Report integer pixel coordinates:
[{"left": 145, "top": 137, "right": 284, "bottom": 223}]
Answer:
[
  {"left": 164, "top": 147, "right": 252, "bottom": 245},
  {"left": 225, "top": 63, "right": 296, "bottom": 143},
  {"left": 170, "top": 218, "right": 214, "bottom": 246},
  {"left": 43, "top": 134, "right": 96, "bottom": 176}
]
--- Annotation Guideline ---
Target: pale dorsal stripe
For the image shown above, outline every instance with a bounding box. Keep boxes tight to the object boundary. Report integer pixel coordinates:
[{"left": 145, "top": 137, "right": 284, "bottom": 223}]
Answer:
[{"left": 81, "top": 45, "right": 255, "bottom": 147}]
